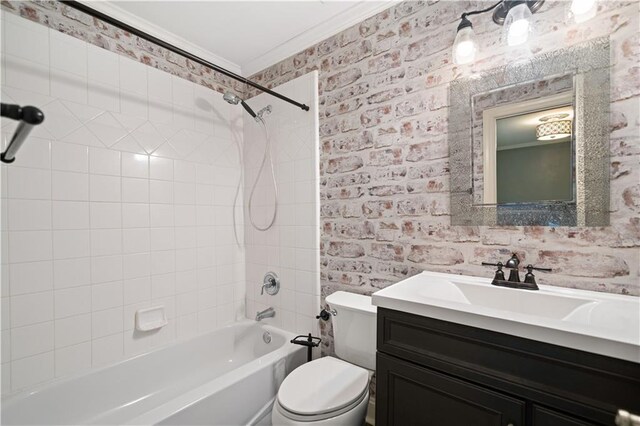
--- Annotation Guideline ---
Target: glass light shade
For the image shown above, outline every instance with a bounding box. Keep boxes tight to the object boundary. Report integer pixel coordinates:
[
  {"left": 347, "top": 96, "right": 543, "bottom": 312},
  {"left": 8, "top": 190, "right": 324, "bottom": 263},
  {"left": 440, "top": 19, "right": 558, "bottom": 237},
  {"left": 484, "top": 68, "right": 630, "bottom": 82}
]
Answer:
[
  {"left": 503, "top": 3, "right": 534, "bottom": 47},
  {"left": 536, "top": 120, "right": 572, "bottom": 140},
  {"left": 571, "top": 0, "right": 597, "bottom": 23},
  {"left": 453, "top": 26, "right": 477, "bottom": 65}
]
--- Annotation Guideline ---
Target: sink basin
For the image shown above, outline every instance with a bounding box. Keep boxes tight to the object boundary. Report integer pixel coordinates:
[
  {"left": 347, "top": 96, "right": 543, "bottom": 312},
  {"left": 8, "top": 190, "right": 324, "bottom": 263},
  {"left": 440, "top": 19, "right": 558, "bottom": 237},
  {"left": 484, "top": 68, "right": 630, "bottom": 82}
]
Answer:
[
  {"left": 425, "top": 280, "right": 596, "bottom": 320},
  {"left": 372, "top": 271, "right": 640, "bottom": 363}
]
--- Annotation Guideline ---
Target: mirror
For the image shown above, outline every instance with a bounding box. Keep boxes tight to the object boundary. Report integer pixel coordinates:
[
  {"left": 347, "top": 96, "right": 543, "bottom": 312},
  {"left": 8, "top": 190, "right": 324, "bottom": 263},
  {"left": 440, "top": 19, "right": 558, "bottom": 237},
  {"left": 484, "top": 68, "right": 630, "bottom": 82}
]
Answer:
[
  {"left": 471, "top": 74, "right": 575, "bottom": 206},
  {"left": 449, "top": 38, "right": 610, "bottom": 227}
]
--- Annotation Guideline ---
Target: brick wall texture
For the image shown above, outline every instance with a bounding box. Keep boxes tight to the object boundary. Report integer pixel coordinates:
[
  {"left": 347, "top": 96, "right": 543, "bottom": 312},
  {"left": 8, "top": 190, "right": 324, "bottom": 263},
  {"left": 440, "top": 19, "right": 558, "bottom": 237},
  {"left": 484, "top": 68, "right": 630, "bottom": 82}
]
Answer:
[
  {"left": 3, "top": 1, "right": 639, "bottom": 353},
  {"left": 247, "top": 0, "right": 640, "bottom": 355}
]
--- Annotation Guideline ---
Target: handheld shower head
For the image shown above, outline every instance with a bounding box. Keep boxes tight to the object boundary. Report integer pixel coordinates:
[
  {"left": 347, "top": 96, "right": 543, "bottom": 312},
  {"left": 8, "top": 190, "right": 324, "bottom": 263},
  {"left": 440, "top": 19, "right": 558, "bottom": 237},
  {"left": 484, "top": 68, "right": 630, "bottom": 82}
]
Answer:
[
  {"left": 223, "top": 91, "right": 240, "bottom": 105},
  {"left": 223, "top": 91, "right": 257, "bottom": 119}
]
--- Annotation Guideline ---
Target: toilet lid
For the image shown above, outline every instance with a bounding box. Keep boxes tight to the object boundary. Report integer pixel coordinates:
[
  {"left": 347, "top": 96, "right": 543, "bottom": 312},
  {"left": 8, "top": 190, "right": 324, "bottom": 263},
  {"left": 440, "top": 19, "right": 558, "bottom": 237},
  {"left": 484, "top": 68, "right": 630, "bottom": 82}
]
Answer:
[{"left": 278, "top": 356, "right": 369, "bottom": 416}]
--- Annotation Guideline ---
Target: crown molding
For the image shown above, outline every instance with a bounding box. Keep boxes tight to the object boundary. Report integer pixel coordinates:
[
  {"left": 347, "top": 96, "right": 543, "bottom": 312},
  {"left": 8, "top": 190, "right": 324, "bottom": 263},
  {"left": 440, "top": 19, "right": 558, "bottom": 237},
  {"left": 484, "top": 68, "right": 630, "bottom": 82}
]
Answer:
[
  {"left": 79, "top": 1, "right": 242, "bottom": 75},
  {"left": 242, "top": 1, "right": 395, "bottom": 76}
]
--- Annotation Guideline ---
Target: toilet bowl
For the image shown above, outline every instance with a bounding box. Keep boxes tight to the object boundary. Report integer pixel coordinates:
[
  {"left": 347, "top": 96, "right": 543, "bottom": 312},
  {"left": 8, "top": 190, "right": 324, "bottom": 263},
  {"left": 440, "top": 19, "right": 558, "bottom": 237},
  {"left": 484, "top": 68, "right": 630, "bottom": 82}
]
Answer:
[{"left": 272, "top": 292, "right": 376, "bottom": 426}]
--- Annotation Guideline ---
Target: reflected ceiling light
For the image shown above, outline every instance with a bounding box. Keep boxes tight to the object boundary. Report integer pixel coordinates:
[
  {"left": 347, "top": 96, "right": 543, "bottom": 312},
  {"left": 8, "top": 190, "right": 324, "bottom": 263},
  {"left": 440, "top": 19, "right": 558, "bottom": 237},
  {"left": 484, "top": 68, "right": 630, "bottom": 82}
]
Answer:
[
  {"left": 571, "top": 0, "right": 597, "bottom": 23},
  {"left": 536, "top": 114, "right": 572, "bottom": 140}
]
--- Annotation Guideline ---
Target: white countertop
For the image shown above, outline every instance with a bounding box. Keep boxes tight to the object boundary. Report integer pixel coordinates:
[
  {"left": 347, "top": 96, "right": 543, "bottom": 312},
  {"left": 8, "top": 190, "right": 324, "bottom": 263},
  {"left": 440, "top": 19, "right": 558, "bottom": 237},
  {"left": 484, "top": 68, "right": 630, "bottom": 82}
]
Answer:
[{"left": 372, "top": 271, "right": 640, "bottom": 363}]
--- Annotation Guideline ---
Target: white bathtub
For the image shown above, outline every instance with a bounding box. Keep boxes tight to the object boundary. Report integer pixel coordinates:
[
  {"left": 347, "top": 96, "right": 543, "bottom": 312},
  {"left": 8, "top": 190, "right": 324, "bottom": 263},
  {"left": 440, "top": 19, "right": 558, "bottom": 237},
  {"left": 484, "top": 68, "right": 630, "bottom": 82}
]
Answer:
[{"left": 1, "top": 321, "right": 306, "bottom": 425}]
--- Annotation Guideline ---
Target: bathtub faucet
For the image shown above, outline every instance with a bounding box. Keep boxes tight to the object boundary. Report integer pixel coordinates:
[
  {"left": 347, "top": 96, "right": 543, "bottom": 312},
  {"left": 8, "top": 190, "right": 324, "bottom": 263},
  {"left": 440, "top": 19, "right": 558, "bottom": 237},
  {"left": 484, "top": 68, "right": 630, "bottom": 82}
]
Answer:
[{"left": 256, "top": 307, "right": 275, "bottom": 321}]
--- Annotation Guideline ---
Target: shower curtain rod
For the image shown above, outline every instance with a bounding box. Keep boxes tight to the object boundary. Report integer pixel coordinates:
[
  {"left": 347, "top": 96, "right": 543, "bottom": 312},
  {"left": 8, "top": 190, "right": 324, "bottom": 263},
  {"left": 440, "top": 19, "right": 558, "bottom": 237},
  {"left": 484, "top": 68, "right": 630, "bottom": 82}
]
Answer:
[{"left": 59, "top": 0, "right": 310, "bottom": 112}]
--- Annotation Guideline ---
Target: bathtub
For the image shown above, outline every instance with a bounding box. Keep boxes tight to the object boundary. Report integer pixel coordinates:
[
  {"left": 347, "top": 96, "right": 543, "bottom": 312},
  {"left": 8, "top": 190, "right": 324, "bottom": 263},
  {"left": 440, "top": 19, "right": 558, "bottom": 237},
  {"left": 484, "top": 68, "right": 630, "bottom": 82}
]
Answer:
[{"left": 1, "top": 321, "right": 306, "bottom": 425}]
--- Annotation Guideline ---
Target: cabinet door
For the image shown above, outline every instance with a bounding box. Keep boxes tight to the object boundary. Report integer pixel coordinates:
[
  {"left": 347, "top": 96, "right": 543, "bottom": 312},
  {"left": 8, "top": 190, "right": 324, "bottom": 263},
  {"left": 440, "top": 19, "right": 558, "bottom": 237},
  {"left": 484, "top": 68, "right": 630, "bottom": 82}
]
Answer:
[
  {"left": 376, "top": 353, "right": 525, "bottom": 426},
  {"left": 532, "top": 405, "right": 601, "bottom": 426}
]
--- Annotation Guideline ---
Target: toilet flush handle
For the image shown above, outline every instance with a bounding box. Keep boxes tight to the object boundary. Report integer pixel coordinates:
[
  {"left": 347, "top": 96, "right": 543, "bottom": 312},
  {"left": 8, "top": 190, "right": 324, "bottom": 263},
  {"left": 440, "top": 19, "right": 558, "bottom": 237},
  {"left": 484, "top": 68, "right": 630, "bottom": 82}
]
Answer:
[{"left": 316, "top": 308, "right": 337, "bottom": 321}]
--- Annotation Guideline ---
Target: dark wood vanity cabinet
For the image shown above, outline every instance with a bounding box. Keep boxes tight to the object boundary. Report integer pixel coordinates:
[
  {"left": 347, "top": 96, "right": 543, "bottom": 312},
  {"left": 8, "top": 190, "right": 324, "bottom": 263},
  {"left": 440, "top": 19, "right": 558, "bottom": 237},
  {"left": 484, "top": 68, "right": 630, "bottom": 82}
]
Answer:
[{"left": 375, "top": 308, "right": 640, "bottom": 426}]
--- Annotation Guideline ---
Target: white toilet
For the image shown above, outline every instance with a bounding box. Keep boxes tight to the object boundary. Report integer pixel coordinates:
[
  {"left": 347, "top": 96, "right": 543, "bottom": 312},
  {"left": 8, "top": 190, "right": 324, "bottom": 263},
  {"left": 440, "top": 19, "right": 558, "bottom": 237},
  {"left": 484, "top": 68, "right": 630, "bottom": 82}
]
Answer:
[{"left": 272, "top": 291, "right": 377, "bottom": 425}]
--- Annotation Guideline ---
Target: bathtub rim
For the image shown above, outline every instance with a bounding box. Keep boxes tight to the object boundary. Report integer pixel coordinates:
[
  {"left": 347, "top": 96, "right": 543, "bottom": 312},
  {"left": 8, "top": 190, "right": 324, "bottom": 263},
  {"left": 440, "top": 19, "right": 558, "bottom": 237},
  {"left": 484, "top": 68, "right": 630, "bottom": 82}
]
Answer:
[{"left": 1, "top": 320, "right": 299, "bottom": 414}]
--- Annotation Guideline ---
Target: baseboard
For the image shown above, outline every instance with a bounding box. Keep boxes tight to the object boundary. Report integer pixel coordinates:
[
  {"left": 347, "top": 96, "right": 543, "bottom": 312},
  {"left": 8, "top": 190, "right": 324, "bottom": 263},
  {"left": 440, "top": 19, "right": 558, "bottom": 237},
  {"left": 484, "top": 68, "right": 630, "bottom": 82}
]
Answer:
[{"left": 366, "top": 397, "right": 376, "bottom": 426}]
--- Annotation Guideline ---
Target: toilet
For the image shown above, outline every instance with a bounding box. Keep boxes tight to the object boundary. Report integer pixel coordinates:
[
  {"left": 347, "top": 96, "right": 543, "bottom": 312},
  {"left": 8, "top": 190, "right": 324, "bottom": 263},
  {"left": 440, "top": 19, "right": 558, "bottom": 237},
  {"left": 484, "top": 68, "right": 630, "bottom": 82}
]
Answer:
[{"left": 272, "top": 291, "right": 377, "bottom": 425}]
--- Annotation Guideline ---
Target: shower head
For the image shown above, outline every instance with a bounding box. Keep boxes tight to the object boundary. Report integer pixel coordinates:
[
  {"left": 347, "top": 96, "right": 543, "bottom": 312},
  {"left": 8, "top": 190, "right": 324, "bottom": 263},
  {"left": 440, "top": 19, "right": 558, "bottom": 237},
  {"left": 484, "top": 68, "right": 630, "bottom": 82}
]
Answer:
[
  {"left": 223, "top": 91, "right": 257, "bottom": 119},
  {"left": 223, "top": 91, "right": 240, "bottom": 105}
]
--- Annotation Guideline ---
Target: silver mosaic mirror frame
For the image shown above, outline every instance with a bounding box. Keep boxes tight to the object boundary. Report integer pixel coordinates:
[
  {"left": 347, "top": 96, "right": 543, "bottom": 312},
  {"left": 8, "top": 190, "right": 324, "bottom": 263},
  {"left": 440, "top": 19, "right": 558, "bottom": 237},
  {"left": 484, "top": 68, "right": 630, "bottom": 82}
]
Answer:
[{"left": 449, "top": 38, "right": 610, "bottom": 227}]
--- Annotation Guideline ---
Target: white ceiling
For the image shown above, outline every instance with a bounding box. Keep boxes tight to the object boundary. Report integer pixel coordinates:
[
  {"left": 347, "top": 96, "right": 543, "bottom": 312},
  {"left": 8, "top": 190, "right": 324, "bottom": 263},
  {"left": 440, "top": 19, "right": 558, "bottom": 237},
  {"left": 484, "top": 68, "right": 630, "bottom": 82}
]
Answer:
[{"left": 98, "top": 1, "right": 391, "bottom": 75}]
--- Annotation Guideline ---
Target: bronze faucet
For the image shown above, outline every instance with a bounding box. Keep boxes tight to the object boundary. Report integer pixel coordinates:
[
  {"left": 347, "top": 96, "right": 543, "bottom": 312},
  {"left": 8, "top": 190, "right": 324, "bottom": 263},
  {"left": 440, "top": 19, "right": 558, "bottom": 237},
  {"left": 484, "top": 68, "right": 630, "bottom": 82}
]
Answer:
[{"left": 482, "top": 253, "right": 551, "bottom": 291}]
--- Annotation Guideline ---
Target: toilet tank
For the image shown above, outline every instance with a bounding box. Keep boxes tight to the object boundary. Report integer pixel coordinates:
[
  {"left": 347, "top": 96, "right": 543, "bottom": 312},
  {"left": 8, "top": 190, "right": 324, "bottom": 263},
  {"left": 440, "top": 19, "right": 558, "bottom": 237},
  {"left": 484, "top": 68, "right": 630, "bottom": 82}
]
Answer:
[{"left": 325, "top": 291, "right": 377, "bottom": 370}]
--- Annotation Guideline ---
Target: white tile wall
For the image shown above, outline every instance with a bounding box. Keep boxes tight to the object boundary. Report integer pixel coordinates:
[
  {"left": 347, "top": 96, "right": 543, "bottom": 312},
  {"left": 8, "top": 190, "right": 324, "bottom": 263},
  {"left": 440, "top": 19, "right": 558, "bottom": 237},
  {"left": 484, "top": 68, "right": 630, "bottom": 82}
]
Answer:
[
  {"left": 0, "top": 13, "right": 246, "bottom": 395},
  {"left": 244, "top": 72, "right": 321, "bottom": 337}
]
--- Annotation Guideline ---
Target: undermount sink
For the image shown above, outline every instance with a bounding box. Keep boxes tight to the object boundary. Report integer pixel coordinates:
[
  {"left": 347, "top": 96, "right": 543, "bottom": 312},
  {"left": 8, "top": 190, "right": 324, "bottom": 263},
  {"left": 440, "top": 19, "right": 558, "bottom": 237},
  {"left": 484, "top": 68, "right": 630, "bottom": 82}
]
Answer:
[{"left": 372, "top": 271, "right": 640, "bottom": 363}]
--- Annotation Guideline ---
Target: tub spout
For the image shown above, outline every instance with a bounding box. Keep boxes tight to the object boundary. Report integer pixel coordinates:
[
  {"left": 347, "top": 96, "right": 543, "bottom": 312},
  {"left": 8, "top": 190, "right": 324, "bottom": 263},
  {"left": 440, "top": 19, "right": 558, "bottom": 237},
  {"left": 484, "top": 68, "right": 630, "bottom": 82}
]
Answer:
[{"left": 256, "top": 307, "right": 275, "bottom": 321}]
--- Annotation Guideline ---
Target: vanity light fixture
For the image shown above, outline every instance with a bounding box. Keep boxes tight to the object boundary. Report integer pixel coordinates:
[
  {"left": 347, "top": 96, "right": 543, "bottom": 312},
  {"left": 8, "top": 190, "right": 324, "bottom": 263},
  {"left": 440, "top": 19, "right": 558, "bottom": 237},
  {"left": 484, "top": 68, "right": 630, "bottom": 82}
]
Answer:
[
  {"left": 452, "top": 0, "right": 546, "bottom": 64},
  {"left": 570, "top": 0, "right": 598, "bottom": 23}
]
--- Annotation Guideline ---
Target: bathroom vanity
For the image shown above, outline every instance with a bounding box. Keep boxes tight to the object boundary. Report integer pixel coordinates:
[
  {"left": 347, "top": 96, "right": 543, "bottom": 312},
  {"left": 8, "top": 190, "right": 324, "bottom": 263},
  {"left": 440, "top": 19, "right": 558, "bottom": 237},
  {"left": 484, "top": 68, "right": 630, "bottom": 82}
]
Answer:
[{"left": 372, "top": 272, "right": 640, "bottom": 426}]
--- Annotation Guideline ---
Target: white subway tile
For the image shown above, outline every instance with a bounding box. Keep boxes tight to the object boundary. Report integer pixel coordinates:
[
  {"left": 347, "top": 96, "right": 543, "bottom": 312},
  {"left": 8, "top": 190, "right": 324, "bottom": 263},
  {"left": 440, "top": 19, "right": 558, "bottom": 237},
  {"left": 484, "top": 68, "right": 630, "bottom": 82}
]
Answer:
[
  {"left": 11, "top": 321, "right": 54, "bottom": 360},
  {"left": 54, "top": 286, "right": 91, "bottom": 319},
  {"left": 89, "top": 202, "right": 122, "bottom": 229},
  {"left": 151, "top": 273, "right": 175, "bottom": 299},
  {"left": 53, "top": 258, "right": 91, "bottom": 289},
  {"left": 122, "top": 229, "right": 150, "bottom": 254},
  {"left": 4, "top": 14, "right": 49, "bottom": 65},
  {"left": 9, "top": 261, "right": 53, "bottom": 296},
  {"left": 10, "top": 291, "right": 53, "bottom": 327},
  {"left": 91, "top": 255, "right": 123, "bottom": 284},
  {"left": 52, "top": 171, "right": 89, "bottom": 201},
  {"left": 54, "top": 314, "right": 91, "bottom": 348},
  {"left": 91, "top": 333, "right": 123, "bottom": 367},
  {"left": 52, "top": 201, "right": 90, "bottom": 230},
  {"left": 4, "top": 55, "right": 50, "bottom": 96},
  {"left": 90, "top": 175, "right": 121, "bottom": 202},
  {"left": 89, "top": 147, "right": 120, "bottom": 176},
  {"left": 150, "top": 180, "right": 173, "bottom": 204},
  {"left": 150, "top": 228, "right": 175, "bottom": 252},
  {"left": 88, "top": 44, "right": 118, "bottom": 87},
  {"left": 121, "top": 177, "right": 148, "bottom": 203},
  {"left": 50, "top": 30, "right": 87, "bottom": 77},
  {"left": 119, "top": 57, "right": 147, "bottom": 97},
  {"left": 9, "top": 231, "right": 52, "bottom": 263},
  {"left": 8, "top": 167, "right": 51, "bottom": 200},
  {"left": 122, "top": 253, "right": 150, "bottom": 280},
  {"left": 55, "top": 342, "right": 91, "bottom": 377},
  {"left": 149, "top": 156, "right": 173, "bottom": 181},
  {"left": 53, "top": 230, "right": 90, "bottom": 260},
  {"left": 90, "top": 229, "right": 122, "bottom": 257},
  {"left": 92, "top": 307, "right": 123, "bottom": 338},
  {"left": 91, "top": 280, "right": 123, "bottom": 312},
  {"left": 122, "top": 203, "right": 149, "bottom": 228},
  {"left": 122, "top": 152, "right": 149, "bottom": 178},
  {"left": 151, "top": 250, "right": 175, "bottom": 275},
  {"left": 88, "top": 80, "right": 120, "bottom": 112},
  {"left": 11, "top": 351, "right": 54, "bottom": 391},
  {"left": 147, "top": 67, "right": 172, "bottom": 103},
  {"left": 50, "top": 69, "right": 87, "bottom": 105},
  {"left": 150, "top": 204, "right": 174, "bottom": 227},
  {"left": 123, "top": 277, "right": 151, "bottom": 305},
  {"left": 8, "top": 199, "right": 51, "bottom": 231}
]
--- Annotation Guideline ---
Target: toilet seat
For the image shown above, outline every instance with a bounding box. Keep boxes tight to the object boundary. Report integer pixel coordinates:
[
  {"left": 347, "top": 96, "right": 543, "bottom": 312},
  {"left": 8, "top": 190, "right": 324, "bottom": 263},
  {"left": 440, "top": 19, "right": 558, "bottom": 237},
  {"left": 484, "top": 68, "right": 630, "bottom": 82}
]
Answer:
[{"left": 276, "top": 356, "right": 369, "bottom": 421}]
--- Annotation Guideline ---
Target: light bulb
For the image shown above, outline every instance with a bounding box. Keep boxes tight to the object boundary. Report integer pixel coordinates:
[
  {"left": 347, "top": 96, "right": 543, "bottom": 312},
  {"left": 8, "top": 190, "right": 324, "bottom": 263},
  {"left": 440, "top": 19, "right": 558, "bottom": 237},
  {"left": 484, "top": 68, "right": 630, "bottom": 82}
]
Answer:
[
  {"left": 452, "top": 17, "right": 477, "bottom": 65},
  {"left": 503, "top": 2, "right": 533, "bottom": 47},
  {"left": 571, "top": 0, "right": 597, "bottom": 23}
]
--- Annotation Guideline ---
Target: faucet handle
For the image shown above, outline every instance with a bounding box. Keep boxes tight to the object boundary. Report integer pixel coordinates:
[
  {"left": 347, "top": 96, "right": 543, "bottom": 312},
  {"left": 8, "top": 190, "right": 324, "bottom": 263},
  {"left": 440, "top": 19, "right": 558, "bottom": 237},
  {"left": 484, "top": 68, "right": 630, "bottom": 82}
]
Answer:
[
  {"left": 523, "top": 264, "right": 552, "bottom": 285},
  {"left": 482, "top": 261, "right": 505, "bottom": 282}
]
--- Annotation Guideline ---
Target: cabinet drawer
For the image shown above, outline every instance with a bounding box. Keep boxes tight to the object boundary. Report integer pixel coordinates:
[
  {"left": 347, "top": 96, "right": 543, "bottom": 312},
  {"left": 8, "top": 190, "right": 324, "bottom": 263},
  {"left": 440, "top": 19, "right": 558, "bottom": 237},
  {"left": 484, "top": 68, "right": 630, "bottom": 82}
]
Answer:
[{"left": 376, "top": 353, "right": 525, "bottom": 426}]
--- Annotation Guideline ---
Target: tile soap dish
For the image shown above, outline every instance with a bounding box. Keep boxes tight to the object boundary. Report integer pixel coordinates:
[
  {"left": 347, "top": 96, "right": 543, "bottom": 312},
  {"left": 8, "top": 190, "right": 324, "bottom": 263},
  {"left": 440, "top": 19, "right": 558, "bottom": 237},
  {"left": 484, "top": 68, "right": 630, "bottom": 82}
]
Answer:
[{"left": 135, "top": 306, "right": 168, "bottom": 332}]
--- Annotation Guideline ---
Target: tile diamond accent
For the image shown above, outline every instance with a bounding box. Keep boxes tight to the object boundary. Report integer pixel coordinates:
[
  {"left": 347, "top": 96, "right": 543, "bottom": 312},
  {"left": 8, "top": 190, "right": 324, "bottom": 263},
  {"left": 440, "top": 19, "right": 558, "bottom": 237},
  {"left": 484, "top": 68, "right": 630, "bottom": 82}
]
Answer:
[{"left": 85, "top": 112, "right": 129, "bottom": 148}]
